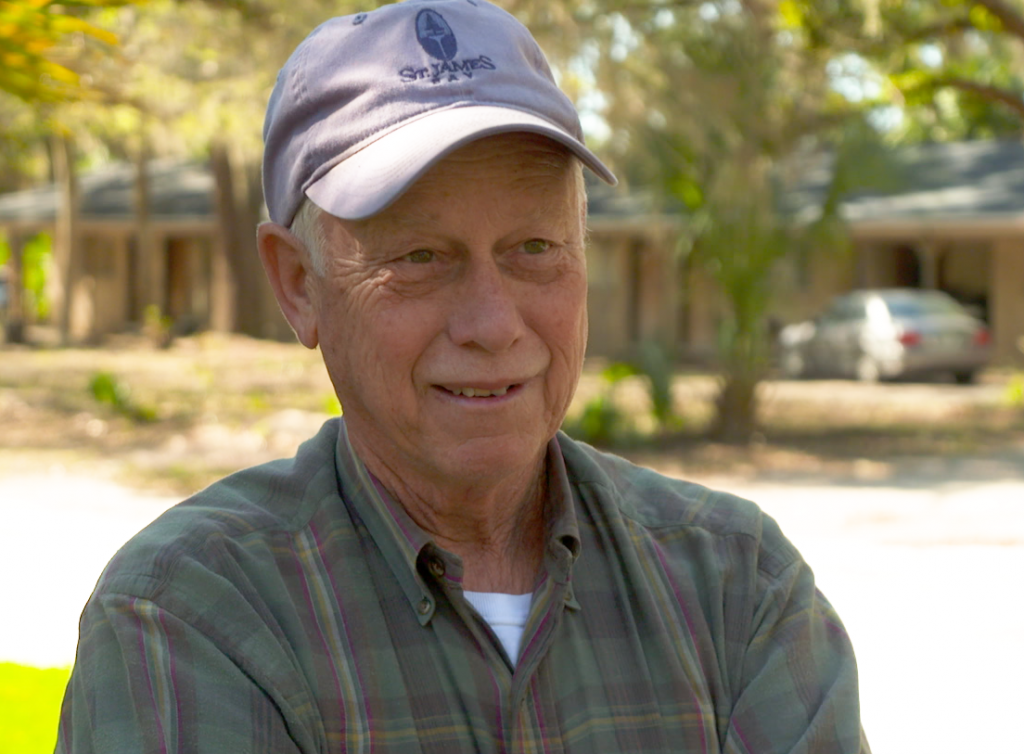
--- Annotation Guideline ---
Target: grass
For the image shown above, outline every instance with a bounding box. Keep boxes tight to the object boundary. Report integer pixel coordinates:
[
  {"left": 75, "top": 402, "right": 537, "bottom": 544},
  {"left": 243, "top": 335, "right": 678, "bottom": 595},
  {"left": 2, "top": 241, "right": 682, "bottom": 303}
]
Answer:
[{"left": 0, "top": 663, "right": 70, "bottom": 754}]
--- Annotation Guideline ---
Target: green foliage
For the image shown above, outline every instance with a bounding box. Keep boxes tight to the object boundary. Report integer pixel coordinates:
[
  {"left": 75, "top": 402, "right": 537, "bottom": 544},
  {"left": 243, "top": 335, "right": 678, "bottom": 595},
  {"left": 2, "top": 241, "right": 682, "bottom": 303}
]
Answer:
[
  {"left": 566, "top": 351, "right": 682, "bottom": 444},
  {"left": 571, "top": 396, "right": 622, "bottom": 446},
  {"left": 634, "top": 340, "right": 682, "bottom": 431},
  {"left": 142, "top": 304, "right": 173, "bottom": 348},
  {"left": 321, "top": 393, "right": 343, "bottom": 416},
  {"left": 0, "top": 662, "right": 70, "bottom": 754},
  {"left": 600, "top": 361, "right": 638, "bottom": 384},
  {"left": 563, "top": 362, "right": 637, "bottom": 446},
  {"left": 854, "top": 0, "right": 1024, "bottom": 141},
  {"left": 572, "top": 394, "right": 622, "bottom": 446},
  {"left": 0, "top": 231, "right": 51, "bottom": 320},
  {"left": 0, "top": 0, "right": 127, "bottom": 102},
  {"left": 88, "top": 370, "right": 157, "bottom": 421},
  {"left": 526, "top": 0, "right": 880, "bottom": 442},
  {"left": 245, "top": 389, "right": 270, "bottom": 412},
  {"left": 88, "top": 370, "right": 128, "bottom": 406},
  {"left": 1006, "top": 374, "right": 1024, "bottom": 408},
  {"left": 22, "top": 232, "right": 51, "bottom": 319}
]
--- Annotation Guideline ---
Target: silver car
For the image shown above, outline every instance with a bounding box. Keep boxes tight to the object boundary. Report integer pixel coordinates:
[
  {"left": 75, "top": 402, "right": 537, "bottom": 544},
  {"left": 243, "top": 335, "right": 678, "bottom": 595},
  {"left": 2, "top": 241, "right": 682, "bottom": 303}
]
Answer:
[{"left": 778, "top": 288, "right": 992, "bottom": 383}]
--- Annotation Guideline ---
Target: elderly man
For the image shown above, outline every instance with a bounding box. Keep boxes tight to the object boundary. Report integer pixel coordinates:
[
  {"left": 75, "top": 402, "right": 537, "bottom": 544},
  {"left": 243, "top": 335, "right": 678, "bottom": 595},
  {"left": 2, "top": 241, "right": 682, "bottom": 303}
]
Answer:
[{"left": 57, "top": 1, "right": 868, "bottom": 752}]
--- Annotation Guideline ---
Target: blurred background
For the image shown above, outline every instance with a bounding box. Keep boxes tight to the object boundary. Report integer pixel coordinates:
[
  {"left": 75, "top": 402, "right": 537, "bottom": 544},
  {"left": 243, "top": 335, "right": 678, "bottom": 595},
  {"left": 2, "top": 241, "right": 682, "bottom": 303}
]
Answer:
[{"left": 1, "top": 0, "right": 1023, "bottom": 752}]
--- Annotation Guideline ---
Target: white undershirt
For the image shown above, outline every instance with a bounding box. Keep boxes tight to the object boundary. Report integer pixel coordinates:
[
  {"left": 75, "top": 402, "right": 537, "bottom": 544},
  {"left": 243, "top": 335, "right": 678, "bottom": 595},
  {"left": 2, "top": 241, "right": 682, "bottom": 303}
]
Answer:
[{"left": 463, "top": 590, "right": 533, "bottom": 665}]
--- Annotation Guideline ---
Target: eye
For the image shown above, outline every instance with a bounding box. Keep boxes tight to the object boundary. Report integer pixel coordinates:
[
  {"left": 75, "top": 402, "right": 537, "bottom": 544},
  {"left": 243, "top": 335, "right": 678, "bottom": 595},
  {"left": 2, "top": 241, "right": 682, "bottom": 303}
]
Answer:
[
  {"left": 522, "top": 239, "right": 551, "bottom": 255},
  {"left": 404, "top": 249, "right": 435, "bottom": 264}
]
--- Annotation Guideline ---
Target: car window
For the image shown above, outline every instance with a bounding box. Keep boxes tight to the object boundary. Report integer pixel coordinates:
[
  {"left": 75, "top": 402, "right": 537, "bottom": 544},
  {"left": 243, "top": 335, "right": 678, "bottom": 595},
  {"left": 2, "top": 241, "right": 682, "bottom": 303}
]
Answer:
[
  {"left": 830, "top": 298, "right": 866, "bottom": 322},
  {"left": 885, "top": 293, "right": 965, "bottom": 318}
]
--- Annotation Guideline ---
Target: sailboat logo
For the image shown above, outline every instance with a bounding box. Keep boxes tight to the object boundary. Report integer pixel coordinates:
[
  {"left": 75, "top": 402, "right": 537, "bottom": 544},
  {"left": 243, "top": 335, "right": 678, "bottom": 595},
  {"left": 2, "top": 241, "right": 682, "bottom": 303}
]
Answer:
[{"left": 415, "top": 9, "right": 457, "bottom": 61}]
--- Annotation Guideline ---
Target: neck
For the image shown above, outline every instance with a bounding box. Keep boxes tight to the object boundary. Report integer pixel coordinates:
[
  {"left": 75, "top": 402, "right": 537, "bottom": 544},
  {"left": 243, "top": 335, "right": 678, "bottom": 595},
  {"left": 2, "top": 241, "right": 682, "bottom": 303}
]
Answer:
[{"left": 356, "top": 442, "right": 549, "bottom": 594}]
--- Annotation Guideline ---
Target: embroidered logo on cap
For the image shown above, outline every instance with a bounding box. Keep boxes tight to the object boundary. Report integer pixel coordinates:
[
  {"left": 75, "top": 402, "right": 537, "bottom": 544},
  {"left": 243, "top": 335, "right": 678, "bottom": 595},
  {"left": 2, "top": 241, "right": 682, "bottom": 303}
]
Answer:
[
  {"left": 401, "top": 8, "right": 497, "bottom": 85},
  {"left": 416, "top": 10, "right": 457, "bottom": 61}
]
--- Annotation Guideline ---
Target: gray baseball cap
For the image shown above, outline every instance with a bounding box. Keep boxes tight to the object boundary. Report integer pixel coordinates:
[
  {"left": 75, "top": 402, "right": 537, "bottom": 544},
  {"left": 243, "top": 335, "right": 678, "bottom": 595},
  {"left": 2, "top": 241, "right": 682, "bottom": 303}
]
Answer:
[{"left": 262, "top": 0, "right": 616, "bottom": 225}]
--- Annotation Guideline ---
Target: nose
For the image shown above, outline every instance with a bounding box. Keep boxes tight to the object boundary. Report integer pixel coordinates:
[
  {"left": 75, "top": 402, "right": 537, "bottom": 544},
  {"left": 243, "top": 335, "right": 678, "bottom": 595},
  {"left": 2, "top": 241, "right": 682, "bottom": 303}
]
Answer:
[{"left": 447, "top": 256, "right": 525, "bottom": 353}]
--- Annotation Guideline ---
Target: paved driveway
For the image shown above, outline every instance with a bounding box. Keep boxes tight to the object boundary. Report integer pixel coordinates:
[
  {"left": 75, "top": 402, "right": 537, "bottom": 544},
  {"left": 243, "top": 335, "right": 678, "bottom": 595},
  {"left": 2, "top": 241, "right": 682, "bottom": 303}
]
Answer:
[{"left": 2, "top": 462, "right": 1022, "bottom": 754}]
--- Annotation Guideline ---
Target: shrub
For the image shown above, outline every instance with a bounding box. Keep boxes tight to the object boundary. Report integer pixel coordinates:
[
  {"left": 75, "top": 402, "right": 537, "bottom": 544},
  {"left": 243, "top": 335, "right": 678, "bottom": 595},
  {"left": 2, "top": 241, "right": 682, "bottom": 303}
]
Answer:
[
  {"left": 564, "top": 362, "right": 636, "bottom": 446},
  {"left": 88, "top": 371, "right": 157, "bottom": 422}
]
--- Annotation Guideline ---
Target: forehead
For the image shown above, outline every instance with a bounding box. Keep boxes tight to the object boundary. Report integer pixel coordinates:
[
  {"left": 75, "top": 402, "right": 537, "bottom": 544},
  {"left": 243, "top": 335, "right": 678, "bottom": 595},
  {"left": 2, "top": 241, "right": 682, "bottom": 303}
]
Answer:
[
  {"left": 433, "top": 132, "right": 578, "bottom": 180},
  {"left": 317, "top": 133, "right": 586, "bottom": 258},
  {"left": 369, "top": 134, "right": 580, "bottom": 222}
]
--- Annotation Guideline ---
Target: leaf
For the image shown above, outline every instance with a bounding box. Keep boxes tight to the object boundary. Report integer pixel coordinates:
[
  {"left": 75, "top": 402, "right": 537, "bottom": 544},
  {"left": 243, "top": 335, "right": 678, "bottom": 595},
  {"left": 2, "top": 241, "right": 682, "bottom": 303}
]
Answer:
[{"left": 0, "top": 0, "right": 130, "bottom": 102}]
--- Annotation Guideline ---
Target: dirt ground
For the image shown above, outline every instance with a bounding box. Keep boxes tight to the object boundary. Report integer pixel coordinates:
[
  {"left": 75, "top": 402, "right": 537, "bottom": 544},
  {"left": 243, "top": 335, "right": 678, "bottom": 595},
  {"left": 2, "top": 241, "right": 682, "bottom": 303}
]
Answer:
[
  {"left": 2, "top": 332, "right": 1023, "bottom": 494},
  {"left": 2, "top": 334, "right": 1023, "bottom": 753}
]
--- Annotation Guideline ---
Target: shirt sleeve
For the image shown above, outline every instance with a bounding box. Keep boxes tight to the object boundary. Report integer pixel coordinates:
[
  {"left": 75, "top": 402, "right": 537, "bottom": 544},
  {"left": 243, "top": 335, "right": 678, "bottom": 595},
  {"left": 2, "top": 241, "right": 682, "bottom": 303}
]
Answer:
[
  {"left": 55, "top": 592, "right": 304, "bottom": 754},
  {"left": 721, "top": 555, "right": 871, "bottom": 754}
]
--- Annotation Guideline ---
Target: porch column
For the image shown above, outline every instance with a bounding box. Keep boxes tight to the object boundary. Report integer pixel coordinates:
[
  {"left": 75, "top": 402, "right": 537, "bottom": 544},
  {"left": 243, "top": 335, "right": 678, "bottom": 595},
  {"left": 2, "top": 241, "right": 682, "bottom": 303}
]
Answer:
[
  {"left": 51, "top": 134, "right": 81, "bottom": 343},
  {"left": 853, "top": 242, "right": 872, "bottom": 287},
  {"left": 856, "top": 242, "right": 891, "bottom": 288},
  {"left": 111, "top": 233, "right": 130, "bottom": 326},
  {"left": 916, "top": 242, "right": 941, "bottom": 289},
  {"left": 134, "top": 152, "right": 161, "bottom": 316},
  {"left": 990, "top": 238, "right": 1024, "bottom": 366},
  {"left": 209, "top": 232, "right": 235, "bottom": 332}
]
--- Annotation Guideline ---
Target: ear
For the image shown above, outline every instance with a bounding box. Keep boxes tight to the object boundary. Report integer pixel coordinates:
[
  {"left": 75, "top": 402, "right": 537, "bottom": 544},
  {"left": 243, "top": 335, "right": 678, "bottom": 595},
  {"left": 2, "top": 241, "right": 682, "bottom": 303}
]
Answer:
[{"left": 257, "top": 221, "right": 319, "bottom": 349}]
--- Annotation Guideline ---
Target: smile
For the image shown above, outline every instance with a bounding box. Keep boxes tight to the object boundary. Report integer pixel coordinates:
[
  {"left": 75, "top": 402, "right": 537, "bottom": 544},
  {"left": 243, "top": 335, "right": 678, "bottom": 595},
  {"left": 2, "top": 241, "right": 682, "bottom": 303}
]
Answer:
[{"left": 437, "top": 384, "right": 519, "bottom": 398}]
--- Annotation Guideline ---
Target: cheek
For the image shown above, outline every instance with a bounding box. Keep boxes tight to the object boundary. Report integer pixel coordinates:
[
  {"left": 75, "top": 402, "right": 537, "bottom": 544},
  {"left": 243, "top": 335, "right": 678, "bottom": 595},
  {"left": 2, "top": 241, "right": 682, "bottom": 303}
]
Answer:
[
  {"left": 537, "top": 278, "right": 588, "bottom": 377},
  {"left": 339, "top": 297, "right": 447, "bottom": 386},
  {"left": 557, "top": 271, "right": 589, "bottom": 349}
]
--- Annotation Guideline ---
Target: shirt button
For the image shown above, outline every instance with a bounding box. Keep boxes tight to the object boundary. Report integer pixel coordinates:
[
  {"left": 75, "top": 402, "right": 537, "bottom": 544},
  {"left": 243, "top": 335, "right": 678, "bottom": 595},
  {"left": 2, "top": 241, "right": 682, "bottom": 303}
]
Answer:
[
  {"left": 428, "top": 558, "right": 446, "bottom": 578},
  {"left": 417, "top": 597, "right": 432, "bottom": 615}
]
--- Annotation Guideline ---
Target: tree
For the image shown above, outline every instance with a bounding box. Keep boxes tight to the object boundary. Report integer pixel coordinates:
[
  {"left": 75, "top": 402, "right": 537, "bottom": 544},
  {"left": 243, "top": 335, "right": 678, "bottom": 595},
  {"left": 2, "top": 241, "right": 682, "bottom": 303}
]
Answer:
[
  {"left": 806, "top": 0, "right": 1024, "bottom": 141},
  {"left": 0, "top": 0, "right": 123, "bottom": 102},
  {"left": 512, "top": 0, "right": 875, "bottom": 442},
  {"left": 0, "top": 0, "right": 365, "bottom": 341},
  {"left": 53, "top": 0, "right": 383, "bottom": 339},
  {"left": 0, "top": 0, "right": 134, "bottom": 342}
]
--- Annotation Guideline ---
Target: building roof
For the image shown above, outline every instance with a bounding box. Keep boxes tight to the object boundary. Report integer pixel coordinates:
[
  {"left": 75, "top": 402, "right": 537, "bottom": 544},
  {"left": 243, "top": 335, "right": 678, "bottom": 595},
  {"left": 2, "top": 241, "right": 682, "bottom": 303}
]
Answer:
[
  {"left": 783, "top": 138, "right": 1024, "bottom": 226},
  {"left": 0, "top": 160, "right": 214, "bottom": 224},
  {"left": 4, "top": 140, "right": 1024, "bottom": 231}
]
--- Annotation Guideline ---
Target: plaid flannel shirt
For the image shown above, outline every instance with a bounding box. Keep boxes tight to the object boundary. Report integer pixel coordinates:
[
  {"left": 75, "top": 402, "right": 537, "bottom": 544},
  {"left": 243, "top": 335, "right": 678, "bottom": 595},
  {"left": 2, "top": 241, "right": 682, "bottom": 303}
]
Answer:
[{"left": 57, "top": 418, "right": 869, "bottom": 753}]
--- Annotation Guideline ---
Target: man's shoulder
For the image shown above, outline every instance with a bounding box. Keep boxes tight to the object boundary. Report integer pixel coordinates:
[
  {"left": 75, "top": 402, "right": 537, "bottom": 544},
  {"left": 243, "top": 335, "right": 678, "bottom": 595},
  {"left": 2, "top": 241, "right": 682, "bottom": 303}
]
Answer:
[
  {"left": 96, "top": 418, "right": 344, "bottom": 598},
  {"left": 557, "top": 432, "right": 786, "bottom": 555}
]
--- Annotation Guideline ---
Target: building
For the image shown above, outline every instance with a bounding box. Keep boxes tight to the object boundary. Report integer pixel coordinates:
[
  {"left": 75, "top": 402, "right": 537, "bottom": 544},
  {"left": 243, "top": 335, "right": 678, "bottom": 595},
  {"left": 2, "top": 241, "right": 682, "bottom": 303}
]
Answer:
[
  {"left": 586, "top": 139, "right": 1024, "bottom": 366},
  {"left": 781, "top": 139, "right": 1024, "bottom": 365},
  {"left": 0, "top": 161, "right": 231, "bottom": 343},
  {"left": 2, "top": 141, "right": 1023, "bottom": 365}
]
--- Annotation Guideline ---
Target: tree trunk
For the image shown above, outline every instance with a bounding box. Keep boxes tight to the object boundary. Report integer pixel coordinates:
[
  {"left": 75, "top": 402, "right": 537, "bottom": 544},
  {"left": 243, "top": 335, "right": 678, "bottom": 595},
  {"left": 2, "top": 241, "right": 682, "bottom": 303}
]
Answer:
[
  {"left": 710, "top": 295, "right": 770, "bottom": 445},
  {"left": 51, "top": 133, "right": 80, "bottom": 345},
  {"left": 133, "top": 142, "right": 160, "bottom": 321},
  {"left": 711, "top": 374, "right": 760, "bottom": 444},
  {"left": 210, "top": 142, "right": 278, "bottom": 338}
]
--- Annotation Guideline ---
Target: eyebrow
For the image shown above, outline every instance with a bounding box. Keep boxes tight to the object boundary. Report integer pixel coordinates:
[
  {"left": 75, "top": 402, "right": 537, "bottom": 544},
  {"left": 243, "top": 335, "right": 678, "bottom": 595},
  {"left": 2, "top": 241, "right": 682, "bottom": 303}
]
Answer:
[
  {"left": 354, "top": 208, "right": 440, "bottom": 245},
  {"left": 347, "top": 182, "right": 582, "bottom": 253}
]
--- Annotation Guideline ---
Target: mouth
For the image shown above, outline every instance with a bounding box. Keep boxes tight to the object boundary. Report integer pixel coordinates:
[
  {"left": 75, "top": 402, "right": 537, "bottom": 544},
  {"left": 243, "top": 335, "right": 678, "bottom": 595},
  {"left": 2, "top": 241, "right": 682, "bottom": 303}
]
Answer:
[{"left": 435, "top": 383, "right": 522, "bottom": 399}]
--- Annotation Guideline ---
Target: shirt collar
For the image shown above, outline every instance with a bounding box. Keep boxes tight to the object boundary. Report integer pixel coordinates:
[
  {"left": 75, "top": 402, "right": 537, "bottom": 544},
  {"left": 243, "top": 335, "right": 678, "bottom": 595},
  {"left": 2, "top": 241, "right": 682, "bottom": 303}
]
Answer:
[{"left": 334, "top": 419, "right": 581, "bottom": 623}]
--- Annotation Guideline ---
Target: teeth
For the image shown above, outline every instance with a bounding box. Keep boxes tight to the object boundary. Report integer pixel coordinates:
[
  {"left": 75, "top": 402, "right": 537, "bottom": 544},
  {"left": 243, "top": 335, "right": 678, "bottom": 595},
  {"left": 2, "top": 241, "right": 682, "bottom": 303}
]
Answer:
[{"left": 450, "top": 386, "right": 510, "bottom": 398}]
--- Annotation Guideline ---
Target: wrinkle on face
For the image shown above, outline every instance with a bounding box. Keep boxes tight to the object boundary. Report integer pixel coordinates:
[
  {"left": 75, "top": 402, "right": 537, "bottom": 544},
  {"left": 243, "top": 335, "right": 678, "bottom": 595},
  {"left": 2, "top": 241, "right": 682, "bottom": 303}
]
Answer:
[{"left": 306, "top": 133, "right": 588, "bottom": 520}]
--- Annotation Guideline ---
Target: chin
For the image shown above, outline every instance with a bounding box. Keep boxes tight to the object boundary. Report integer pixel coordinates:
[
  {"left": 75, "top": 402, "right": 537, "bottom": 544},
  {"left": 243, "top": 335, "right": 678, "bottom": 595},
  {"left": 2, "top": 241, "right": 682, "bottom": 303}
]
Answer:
[{"left": 433, "top": 433, "right": 548, "bottom": 483}]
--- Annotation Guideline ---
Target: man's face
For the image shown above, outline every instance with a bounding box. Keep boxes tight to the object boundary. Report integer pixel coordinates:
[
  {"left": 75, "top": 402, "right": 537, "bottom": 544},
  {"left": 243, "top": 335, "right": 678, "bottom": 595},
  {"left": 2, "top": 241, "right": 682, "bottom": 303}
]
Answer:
[{"left": 309, "top": 134, "right": 588, "bottom": 486}]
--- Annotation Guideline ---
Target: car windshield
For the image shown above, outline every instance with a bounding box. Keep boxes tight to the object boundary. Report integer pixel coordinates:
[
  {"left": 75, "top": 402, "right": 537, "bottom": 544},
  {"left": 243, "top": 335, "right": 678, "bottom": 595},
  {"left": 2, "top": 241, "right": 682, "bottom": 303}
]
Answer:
[{"left": 884, "top": 294, "right": 965, "bottom": 318}]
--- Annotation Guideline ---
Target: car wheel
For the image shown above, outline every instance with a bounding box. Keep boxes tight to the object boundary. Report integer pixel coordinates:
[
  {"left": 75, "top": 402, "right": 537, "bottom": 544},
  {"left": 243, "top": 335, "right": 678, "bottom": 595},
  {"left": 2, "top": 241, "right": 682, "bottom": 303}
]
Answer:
[
  {"left": 781, "top": 349, "right": 806, "bottom": 379},
  {"left": 953, "top": 370, "right": 976, "bottom": 385},
  {"left": 854, "top": 354, "right": 880, "bottom": 383}
]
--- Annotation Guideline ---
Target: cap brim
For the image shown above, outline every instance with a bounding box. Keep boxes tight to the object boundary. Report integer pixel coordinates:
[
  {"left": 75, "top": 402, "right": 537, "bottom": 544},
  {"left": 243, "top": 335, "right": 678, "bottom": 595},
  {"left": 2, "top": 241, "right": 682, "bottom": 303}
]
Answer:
[{"left": 305, "top": 104, "right": 617, "bottom": 220}]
